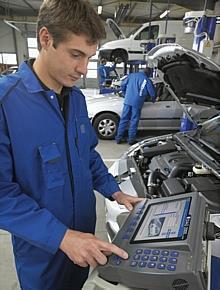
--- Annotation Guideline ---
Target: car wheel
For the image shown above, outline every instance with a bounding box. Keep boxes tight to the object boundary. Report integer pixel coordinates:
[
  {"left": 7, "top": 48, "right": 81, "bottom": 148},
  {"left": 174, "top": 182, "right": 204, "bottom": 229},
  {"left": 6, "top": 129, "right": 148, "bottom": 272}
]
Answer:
[
  {"left": 93, "top": 113, "right": 119, "bottom": 140},
  {"left": 111, "top": 49, "right": 128, "bottom": 63}
]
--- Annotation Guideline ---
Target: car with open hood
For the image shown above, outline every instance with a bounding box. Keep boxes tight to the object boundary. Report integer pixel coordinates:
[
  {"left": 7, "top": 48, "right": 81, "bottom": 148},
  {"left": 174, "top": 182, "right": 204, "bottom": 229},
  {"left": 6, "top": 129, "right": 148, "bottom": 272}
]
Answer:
[
  {"left": 104, "top": 44, "right": 220, "bottom": 240},
  {"left": 86, "top": 77, "right": 215, "bottom": 140}
]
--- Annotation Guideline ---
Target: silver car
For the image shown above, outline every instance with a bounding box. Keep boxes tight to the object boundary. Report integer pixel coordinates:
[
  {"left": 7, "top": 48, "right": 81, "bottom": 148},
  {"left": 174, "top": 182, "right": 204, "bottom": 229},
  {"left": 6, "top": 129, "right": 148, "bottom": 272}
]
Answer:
[
  {"left": 86, "top": 78, "right": 213, "bottom": 140},
  {"left": 0, "top": 66, "right": 18, "bottom": 77}
]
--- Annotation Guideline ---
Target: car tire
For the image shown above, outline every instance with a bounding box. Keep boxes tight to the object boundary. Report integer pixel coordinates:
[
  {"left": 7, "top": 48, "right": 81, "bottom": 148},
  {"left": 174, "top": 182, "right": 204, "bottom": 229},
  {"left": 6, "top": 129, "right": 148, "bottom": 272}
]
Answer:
[
  {"left": 111, "top": 49, "right": 128, "bottom": 63},
  {"left": 93, "top": 113, "right": 119, "bottom": 140}
]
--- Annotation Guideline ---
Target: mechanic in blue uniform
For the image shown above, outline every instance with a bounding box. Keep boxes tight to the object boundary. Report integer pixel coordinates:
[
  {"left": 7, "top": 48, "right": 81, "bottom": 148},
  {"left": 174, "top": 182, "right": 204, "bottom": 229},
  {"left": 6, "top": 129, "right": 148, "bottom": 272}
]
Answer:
[
  {"left": 115, "top": 69, "right": 156, "bottom": 145},
  {"left": 0, "top": 1, "right": 143, "bottom": 289},
  {"left": 97, "top": 58, "right": 117, "bottom": 92}
]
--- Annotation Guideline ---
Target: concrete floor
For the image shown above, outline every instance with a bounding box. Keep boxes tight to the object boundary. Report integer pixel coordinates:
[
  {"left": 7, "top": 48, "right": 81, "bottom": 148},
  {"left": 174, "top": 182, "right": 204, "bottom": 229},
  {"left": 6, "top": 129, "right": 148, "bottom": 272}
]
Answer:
[{"left": 0, "top": 139, "right": 130, "bottom": 290}]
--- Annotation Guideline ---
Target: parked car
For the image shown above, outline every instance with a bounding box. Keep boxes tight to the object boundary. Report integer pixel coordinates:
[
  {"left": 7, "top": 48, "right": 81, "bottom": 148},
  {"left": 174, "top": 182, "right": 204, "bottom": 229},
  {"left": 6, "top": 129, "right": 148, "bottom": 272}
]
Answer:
[
  {"left": 0, "top": 65, "right": 18, "bottom": 77},
  {"left": 104, "top": 44, "right": 220, "bottom": 241},
  {"left": 86, "top": 78, "right": 217, "bottom": 140}
]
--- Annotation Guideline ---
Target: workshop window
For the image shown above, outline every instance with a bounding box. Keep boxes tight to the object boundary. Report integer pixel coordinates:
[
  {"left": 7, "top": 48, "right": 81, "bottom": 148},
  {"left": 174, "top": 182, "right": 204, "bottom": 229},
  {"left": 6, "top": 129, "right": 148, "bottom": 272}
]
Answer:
[
  {"left": 27, "top": 38, "right": 38, "bottom": 58},
  {"left": 83, "top": 50, "right": 99, "bottom": 79},
  {"left": 0, "top": 53, "right": 17, "bottom": 65},
  {"left": 86, "top": 61, "right": 97, "bottom": 78}
]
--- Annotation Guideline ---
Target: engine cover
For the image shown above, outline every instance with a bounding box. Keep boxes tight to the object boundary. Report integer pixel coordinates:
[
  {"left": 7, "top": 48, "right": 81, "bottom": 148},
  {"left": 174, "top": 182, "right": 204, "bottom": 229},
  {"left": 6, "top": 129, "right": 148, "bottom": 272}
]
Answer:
[{"left": 149, "top": 151, "right": 194, "bottom": 176}]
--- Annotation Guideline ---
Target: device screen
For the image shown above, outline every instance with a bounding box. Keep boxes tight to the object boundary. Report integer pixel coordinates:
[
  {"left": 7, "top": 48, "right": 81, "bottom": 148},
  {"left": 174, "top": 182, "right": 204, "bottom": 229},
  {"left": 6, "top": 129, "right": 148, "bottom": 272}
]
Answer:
[{"left": 131, "top": 197, "right": 191, "bottom": 244}]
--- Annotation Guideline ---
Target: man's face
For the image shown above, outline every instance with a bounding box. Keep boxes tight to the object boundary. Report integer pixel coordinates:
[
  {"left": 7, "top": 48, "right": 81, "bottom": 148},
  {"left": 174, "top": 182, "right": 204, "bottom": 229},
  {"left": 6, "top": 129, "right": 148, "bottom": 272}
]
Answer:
[{"left": 40, "top": 29, "right": 97, "bottom": 90}]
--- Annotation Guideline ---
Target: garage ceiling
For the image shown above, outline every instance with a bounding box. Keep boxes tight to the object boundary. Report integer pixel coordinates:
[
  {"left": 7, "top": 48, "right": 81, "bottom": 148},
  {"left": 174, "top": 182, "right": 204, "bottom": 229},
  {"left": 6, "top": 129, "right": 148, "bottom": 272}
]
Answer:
[{"left": 0, "top": 0, "right": 217, "bottom": 25}]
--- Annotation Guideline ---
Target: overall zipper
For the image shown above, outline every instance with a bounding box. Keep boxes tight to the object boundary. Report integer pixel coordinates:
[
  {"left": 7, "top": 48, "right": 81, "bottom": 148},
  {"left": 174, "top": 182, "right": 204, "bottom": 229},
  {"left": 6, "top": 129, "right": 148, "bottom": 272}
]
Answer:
[
  {"left": 74, "top": 117, "right": 80, "bottom": 156},
  {"left": 64, "top": 124, "right": 74, "bottom": 194},
  {"left": 62, "top": 96, "right": 75, "bottom": 194}
]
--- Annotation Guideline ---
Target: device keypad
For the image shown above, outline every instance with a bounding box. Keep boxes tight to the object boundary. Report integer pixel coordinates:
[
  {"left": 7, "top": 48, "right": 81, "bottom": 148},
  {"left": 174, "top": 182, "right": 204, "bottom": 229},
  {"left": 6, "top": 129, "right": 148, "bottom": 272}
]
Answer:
[
  {"left": 157, "top": 263, "right": 166, "bottom": 270},
  {"left": 112, "top": 249, "right": 179, "bottom": 272},
  {"left": 159, "top": 256, "right": 168, "bottom": 262},
  {"left": 131, "top": 249, "right": 178, "bottom": 271}
]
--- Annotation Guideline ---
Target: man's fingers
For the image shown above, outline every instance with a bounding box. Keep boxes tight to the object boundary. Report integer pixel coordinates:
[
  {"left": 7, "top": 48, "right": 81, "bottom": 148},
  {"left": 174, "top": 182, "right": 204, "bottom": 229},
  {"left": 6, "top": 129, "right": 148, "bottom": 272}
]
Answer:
[
  {"left": 128, "top": 197, "right": 145, "bottom": 203},
  {"left": 86, "top": 256, "right": 98, "bottom": 269},
  {"left": 63, "top": 230, "right": 130, "bottom": 268},
  {"left": 103, "top": 250, "right": 112, "bottom": 256},
  {"left": 76, "top": 261, "right": 89, "bottom": 267},
  {"left": 92, "top": 248, "right": 108, "bottom": 266},
  {"left": 136, "top": 197, "right": 145, "bottom": 202},
  {"left": 99, "top": 241, "right": 128, "bottom": 260},
  {"left": 110, "top": 244, "right": 128, "bottom": 259},
  {"left": 126, "top": 197, "right": 146, "bottom": 209},
  {"left": 124, "top": 201, "right": 133, "bottom": 211}
]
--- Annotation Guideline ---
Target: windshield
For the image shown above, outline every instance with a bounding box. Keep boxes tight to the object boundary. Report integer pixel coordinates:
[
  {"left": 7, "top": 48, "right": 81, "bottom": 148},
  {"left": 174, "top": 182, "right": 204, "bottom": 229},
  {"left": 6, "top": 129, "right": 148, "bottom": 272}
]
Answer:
[
  {"left": 126, "top": 24, "right": 143, "bottom": 37},
  {"left": 196, "top": 114, "right": 220, "bottom": 154}
]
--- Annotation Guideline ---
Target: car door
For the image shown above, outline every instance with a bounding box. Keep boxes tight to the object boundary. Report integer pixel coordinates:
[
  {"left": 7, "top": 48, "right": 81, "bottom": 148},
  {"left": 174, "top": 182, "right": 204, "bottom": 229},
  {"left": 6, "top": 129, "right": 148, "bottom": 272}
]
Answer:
[
  {"left": 133, "top": 25, "right": 159, "bottom": 57},
  {"left": 138, "top": 96, "right": 182, "bottom": 130}
]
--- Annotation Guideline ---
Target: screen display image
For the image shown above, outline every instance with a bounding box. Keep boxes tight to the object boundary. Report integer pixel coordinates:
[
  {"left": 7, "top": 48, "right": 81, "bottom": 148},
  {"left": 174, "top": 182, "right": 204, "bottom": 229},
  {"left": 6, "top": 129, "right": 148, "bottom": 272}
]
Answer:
[{"left": 131, "top": 197, "right": 191, "bottom": 244}]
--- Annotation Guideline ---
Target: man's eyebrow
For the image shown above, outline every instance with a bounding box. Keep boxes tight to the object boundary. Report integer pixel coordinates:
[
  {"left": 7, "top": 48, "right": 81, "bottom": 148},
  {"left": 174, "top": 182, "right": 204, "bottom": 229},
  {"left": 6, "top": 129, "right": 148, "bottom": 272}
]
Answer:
[{"left": 68, "top": 49, "right": 96, "bottom": 58}]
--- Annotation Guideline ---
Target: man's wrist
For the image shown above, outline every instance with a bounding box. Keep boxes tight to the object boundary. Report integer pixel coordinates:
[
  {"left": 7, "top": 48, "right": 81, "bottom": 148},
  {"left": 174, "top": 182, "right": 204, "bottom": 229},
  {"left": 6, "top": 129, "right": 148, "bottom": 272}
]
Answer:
[
  {"left": 112, "top": 191, "right": 121, "bottom": 200},
  {"left": 59, "top": 228, "right": 71, "bottom": 252}
]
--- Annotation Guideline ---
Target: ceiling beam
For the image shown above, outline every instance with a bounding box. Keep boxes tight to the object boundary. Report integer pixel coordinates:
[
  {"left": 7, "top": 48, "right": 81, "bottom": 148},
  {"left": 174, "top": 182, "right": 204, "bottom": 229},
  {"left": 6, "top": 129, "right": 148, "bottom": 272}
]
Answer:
[
  {"left": 21, "top": 0, "right": 38, "bottom": 13},
  {"left": 128, "top": 0, "right": 216, "bottom": 11},
  {"left": 114, "top": 3, "right": 130, "bottom": 24},
  {"left": 0, "top": 15, "right": 37, "bottom": 21},
  {"left": 126, "top": 2, "right": 137, "bottom": 18}
]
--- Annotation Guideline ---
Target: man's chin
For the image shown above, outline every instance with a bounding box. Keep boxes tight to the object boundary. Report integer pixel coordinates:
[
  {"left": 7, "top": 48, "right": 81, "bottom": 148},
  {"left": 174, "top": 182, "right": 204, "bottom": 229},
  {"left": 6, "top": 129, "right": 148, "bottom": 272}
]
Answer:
[
  {"left": 65, "top": 77, "right": 80, "bottom": 87},
  {"left": 64, "top": 80, "right": 77, "bottom": 87}
]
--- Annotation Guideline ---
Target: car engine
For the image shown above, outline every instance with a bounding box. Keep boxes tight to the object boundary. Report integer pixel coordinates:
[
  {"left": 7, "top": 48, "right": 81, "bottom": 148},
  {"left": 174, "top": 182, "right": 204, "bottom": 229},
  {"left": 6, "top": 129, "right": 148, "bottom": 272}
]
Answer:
[{"left": 128, "top": 133, "right": 220, "bottom": 212}]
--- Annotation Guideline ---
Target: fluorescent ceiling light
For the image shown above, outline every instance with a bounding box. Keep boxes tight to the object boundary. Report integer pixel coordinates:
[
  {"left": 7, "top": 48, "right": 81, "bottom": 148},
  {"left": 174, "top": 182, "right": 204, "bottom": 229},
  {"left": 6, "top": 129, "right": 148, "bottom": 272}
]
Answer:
[
  {"left": 160, "top": 10, "right": 170, "bottom": 19},
  {"left": 3, "top": 19, "right": 21, "bottom": 32},
  {"left": 98, "top": 5, "right": 103, "bottom": 15}
]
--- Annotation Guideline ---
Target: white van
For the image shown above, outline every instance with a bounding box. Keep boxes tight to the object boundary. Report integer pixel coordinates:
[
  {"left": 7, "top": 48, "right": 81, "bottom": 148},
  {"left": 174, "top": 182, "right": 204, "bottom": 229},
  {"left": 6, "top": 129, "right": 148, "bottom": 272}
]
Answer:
[{"left": 99, "top": 19, "right": 193, "bottom": 63}]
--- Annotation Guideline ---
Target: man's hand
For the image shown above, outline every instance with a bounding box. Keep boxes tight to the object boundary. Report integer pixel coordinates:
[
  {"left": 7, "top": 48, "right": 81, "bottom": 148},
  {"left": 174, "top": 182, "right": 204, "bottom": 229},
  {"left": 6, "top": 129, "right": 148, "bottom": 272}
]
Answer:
[
  {"left": 60, "top": 229, "right": 128, "bottom": 269},
  {"left": 112, "top": 191, "right": 145, "bottom": 211}
]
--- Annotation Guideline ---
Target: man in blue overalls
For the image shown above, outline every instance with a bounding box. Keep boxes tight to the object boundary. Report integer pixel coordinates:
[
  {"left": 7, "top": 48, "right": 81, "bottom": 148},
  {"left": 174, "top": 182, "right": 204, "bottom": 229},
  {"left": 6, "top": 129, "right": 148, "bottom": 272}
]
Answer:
[
  {"left": 0, "top": 1, "right": 143, "bottom": 289},
  {"left": 115, "top": 69, "right": 156, "bottom": 145},
  {"left": 97, "top": 58, "right": 117, "bottom": 93}
]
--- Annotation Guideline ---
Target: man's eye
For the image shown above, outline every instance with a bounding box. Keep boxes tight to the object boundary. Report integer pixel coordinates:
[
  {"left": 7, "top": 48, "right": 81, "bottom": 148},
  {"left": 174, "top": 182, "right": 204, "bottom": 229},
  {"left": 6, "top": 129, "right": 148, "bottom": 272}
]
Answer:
[{"left": 71, "top": 53, "right": 81, "bottom": 59}]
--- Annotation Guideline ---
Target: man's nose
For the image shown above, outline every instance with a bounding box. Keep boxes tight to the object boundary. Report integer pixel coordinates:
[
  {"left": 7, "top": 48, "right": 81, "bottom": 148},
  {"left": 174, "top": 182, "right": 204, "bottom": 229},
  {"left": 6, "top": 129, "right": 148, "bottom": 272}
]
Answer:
[{"left": 76, "top": 59, "right": 88, "bottom": 76}]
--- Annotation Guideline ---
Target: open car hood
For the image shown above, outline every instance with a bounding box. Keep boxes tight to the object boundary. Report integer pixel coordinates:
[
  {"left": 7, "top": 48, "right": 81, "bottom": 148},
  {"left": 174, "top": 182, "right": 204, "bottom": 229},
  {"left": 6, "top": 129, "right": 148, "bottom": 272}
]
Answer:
[
  {"left": 106, "top": 18, "right": 126, "bottom": 39},
  {"left": 147, "top": 44, "right": 220, "bottom": 108}
]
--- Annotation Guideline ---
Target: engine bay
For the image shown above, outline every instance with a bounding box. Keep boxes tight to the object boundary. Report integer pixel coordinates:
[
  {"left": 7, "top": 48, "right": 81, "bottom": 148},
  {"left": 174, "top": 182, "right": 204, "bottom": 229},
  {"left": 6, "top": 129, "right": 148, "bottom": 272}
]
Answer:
[{"left": 129, "top": 133, "right": 220, "bottom": 212}]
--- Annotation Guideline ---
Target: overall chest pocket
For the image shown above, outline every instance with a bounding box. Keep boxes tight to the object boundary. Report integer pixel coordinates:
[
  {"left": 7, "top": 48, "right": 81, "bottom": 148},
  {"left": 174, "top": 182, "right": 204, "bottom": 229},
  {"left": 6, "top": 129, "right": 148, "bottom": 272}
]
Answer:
[
  {"left": 76, "top": 117, "right": 92, "bottom": 158},
  {"left": 38, "top": 143, "right": 65, "bottom": 189}
]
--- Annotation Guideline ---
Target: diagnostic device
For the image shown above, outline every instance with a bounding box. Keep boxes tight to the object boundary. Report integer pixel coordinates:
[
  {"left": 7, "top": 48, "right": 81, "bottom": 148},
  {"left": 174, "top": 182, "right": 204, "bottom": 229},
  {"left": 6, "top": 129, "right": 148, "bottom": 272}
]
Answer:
[{"left": 98, "top": 192, "right": 210, "bottom": 290}]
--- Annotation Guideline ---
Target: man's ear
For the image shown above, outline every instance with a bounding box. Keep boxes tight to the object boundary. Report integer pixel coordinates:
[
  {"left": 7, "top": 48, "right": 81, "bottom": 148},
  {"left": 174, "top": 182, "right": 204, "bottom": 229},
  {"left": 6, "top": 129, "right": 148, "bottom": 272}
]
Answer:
[{"left": 38, "top": 27, "right": 53, "bottom": 50}]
